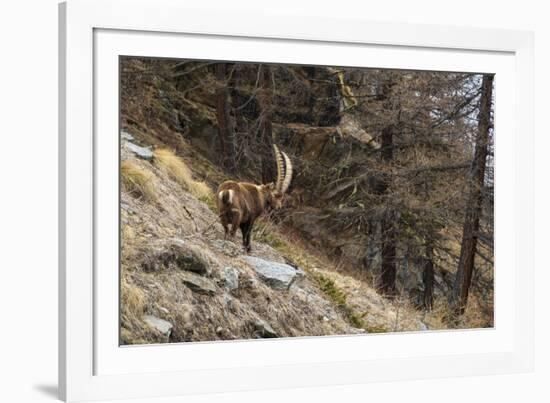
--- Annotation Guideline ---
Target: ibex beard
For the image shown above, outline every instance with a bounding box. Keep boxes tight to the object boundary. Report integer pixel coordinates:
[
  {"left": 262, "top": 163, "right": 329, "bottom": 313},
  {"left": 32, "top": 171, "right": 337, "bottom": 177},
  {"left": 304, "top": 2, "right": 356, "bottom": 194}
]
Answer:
[{"left": 217, "top": 145, "right": 293, "bottom": 253}]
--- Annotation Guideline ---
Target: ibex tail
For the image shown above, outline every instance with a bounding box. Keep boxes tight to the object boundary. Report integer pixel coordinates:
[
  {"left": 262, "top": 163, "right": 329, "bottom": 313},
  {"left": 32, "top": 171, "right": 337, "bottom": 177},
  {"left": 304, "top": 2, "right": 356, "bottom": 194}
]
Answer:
[{"left": 218, "top": 189, "right": 234, "bottom": 206}]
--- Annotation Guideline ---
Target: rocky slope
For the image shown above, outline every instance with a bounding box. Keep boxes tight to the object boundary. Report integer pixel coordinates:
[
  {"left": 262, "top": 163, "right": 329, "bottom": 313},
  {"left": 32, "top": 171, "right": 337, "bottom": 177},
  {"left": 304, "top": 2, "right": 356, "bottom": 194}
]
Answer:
[{"left": 120, "top": 132, "right": 437, "bottom": 344}]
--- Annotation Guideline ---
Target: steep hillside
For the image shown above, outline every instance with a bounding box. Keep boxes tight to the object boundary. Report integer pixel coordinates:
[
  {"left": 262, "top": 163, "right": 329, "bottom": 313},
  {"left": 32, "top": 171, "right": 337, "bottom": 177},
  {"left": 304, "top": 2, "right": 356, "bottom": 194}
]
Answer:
[
  {"left": 119, "top": 57, "right": 493, "bottom": 344},
  {"left": 120, "top": 135, "right": 430, "bottom": 344}
]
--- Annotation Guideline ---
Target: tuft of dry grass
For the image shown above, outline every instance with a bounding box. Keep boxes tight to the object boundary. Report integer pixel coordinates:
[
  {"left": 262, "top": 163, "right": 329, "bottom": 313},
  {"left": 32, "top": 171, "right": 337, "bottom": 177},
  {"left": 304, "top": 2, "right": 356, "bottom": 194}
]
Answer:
[
  {"left": 120, "top": 276, "right": 162, "bottom": 345},
  {"left": 121, "top": 277, "right": 147, "bottom": 318},
  {"left": 154, "top": 148, "right": 212, "bottom": 198},
  {"left": 421, "top": 293, "right": 493, "bottom": 331},
  {"left": 121, "top": 160, "right": 156, "bottom": 201}
]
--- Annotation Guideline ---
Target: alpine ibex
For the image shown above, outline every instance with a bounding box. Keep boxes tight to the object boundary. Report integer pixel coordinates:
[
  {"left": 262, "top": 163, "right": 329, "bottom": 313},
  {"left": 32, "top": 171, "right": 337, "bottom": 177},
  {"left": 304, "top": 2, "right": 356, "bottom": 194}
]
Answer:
[{"left": 217, "top": 145, "right": 293, "bottom": 253}]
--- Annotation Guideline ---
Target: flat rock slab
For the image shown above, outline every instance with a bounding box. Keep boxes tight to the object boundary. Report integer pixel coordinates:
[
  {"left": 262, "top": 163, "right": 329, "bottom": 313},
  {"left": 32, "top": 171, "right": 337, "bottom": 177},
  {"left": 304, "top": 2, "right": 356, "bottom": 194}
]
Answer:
[
  {"left": 181, "top": 271, "right": 216, "bottom": 295},
  {"left": 142, "top": 315, "right": 173, "bottom": 337},
  {"left": 252, "top": 318, "right": 278, "bottom": 338},
  {"left": 244, "top": 256, "right": 301, "bottom": 291},
  {"left": 126, "top": 142, "right": 154, "bottom": 160}
]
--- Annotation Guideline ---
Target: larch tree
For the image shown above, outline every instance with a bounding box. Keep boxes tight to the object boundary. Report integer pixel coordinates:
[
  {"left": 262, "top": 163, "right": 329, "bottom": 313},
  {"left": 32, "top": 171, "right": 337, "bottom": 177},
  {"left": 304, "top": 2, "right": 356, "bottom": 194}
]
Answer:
[{"left": 451, "top": 74, "right": 494, "bottom": 316}]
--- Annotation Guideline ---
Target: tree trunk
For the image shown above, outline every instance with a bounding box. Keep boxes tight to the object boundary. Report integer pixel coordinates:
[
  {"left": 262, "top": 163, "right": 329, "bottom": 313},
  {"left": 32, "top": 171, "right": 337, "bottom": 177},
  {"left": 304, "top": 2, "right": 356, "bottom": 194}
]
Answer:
[
  {"left": 215, "top": 63, "right": 236, "bottom": 173},
  {"left": 258, "top": 65, "right": 276, "bottom": 184},
  {"left": 423, "top": 242, "right": 435, "bottom": 311},
  {"left": 363, "top": 219, "right": 379, "bottom": 272},
  {"left": 451, "top": 74, "right": 494, "bottom": 316}
]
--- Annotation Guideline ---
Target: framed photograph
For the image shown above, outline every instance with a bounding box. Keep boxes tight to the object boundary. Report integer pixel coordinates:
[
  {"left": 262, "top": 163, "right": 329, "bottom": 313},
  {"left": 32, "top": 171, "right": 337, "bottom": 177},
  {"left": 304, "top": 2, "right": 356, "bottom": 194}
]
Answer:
[{"left": 59, "top": 0, "right": 534, "bottom": 401}]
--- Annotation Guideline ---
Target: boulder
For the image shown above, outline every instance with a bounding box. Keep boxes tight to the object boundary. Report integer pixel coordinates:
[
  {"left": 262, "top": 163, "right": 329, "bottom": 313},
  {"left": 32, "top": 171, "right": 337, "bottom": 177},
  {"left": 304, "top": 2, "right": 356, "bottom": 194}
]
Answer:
[
  {"left": 126, "top": 142, "right": 154, "bottom": 160},
  {"left": 222, "top": 266, "right": 239, "bottom": 292},
  {"left": 171, "top": 242, "right": 212, "bottom": 275},
  {"left": 181, "top": 271, "right": 216, "bottom": 295},
  {"left": 244, "top": 256, "right": 301, "bottom": 291},
  {"left": 142, "top": 315, "right": 173, "bottom": 338},
  {"left": 252, "top": 319, "right": 278, "bottom": 338},
  {"left": 121, "top": 130, "right": 135, "bottom": 141},
  {"left": 141, "top": 239, "right": 212, "bottom": 276}
]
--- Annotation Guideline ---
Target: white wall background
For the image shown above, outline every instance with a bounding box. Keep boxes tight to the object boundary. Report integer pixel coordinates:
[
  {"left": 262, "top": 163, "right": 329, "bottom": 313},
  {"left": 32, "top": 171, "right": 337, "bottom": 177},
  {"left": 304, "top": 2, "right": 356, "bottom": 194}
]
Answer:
[{"left": 0, "top": 1, "right": 546, "bottom": 402}]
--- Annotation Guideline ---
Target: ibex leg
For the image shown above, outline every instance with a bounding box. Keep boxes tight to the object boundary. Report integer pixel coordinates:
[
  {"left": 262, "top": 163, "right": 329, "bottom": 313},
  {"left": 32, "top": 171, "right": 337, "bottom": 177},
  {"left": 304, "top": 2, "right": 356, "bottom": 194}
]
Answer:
[{"left": 240, "top": 221, "right": 253, "bottom": 253}]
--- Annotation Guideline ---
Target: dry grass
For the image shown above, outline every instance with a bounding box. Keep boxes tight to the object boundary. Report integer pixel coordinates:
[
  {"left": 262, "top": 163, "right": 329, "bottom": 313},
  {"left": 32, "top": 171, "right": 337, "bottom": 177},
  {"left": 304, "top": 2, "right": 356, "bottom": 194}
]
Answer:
[
  {"left": 410, "top": 288, "right": 494, "bottom": 331},
  {"left": 119, "top": 145, "right": 355, "bottom": 344},
  {"left": 121, "top": 160, "right": 156, "bottom": 201},
  {"left": 121, "top": 277, "right": 147, "bottom": 315},
  {"left": 154, "top": 148, "right": 212, "bottom": 198},
  {"left": 120, "top": 275, "right": 166, "bottom": 345}
]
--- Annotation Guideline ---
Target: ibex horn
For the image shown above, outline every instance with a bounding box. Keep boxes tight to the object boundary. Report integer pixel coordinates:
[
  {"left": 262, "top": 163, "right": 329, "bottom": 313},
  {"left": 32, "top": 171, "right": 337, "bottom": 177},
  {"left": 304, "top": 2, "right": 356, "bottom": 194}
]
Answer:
[
  {"left": 273, "top": 144, "right": 285, "bottom": 192},
  {"left": 281, "top": 151, "right": 293, "bottom": 194}
]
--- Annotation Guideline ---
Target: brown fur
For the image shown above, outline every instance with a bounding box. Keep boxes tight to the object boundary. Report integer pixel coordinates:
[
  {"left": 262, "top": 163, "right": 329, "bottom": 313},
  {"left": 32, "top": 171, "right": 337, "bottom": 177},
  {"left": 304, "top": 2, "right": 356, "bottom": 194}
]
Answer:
[{"left": 217, "top": 181, "right": 282, "bottom": 253}]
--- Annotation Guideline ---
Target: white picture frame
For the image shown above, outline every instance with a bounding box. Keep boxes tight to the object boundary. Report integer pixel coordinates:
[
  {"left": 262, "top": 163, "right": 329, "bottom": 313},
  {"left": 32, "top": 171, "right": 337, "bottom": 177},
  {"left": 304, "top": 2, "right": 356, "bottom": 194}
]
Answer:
[{"left": 59, "top": 0, "right": 534, "bottom": 401}]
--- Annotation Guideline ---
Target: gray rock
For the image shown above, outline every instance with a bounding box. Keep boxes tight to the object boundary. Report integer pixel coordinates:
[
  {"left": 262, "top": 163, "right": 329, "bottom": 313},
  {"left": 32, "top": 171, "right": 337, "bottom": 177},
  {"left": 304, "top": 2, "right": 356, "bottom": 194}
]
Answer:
[
  {"left": 222, "top": 266, "right": 239, "bottom": 291},
  {"left": 221, "top": 294, "right": 237, "bottom": 316},
  {"left": 126, "top": 142, "right": 154, "bottom": 160},
  {"left": 142, "top": 315, "right": 172, "bottom": 338},
  {"left": 121, "top": 201, "right": 133, "bottom": 213},
  {"left": 173, "top": 244, "right": 211, "bottom": 275},
  {"left": 417, "top": 321, "right": 429, "bottom": 331},
  {"left": 244, "top": 256, "right": 300, "bottom": 290},
  {"left": 142, "top": 239, "right": 212, "bottom": 275},
  {"left": 181, "top": 271, "right": 216, "bottom": 295},
  {"left": 121, "top": 130, "right": 135, "bottom": 141},
  {"left": 252, "top": 319, "right": 278, "bottom": 338},
  {"left": 168, "top": 238, "right": 186, "bottom": 248}
]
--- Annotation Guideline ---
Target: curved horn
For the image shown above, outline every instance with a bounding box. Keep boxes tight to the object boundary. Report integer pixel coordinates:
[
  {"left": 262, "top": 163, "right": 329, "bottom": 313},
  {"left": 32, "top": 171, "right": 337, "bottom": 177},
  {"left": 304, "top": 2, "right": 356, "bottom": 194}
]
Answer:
[
  {"left": 281, "top": 151, "right": 293, "bottom": 194},
  {"left": 273, "top": 144, "right": 285, "bottom": 192}
]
